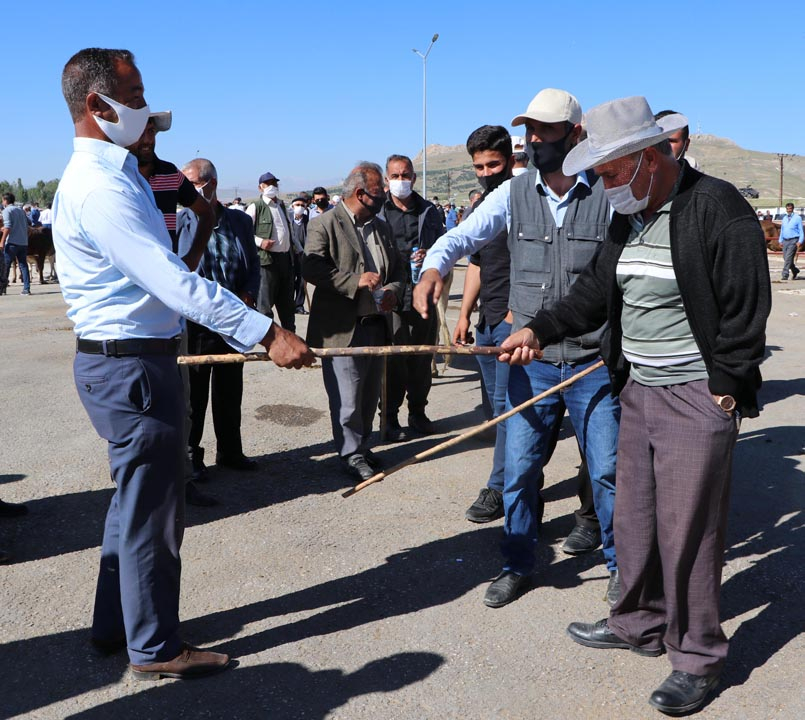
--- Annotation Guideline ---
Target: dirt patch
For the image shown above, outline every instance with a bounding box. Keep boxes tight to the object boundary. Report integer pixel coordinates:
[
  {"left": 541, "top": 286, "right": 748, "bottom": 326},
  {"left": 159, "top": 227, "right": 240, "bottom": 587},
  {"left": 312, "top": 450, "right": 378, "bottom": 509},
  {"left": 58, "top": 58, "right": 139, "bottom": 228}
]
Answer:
[{"left": 255, "top": 403, "right": 325, "bottom": 426}]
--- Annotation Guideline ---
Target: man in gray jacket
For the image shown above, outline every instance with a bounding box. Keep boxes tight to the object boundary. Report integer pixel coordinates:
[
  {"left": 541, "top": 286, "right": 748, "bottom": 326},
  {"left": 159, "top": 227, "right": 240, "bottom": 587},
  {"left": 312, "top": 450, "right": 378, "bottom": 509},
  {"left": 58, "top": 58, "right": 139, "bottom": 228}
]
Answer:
[{"left": 414, "top": 89, "right": 619, "bottom": 610}]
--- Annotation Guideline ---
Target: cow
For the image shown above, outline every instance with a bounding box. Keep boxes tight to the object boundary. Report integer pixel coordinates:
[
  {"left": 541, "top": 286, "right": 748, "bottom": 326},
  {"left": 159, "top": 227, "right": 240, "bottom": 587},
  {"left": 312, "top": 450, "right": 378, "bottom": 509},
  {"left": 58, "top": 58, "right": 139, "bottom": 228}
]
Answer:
[{"left": 8, "top": 226, "right": 55, "bottom": 285}]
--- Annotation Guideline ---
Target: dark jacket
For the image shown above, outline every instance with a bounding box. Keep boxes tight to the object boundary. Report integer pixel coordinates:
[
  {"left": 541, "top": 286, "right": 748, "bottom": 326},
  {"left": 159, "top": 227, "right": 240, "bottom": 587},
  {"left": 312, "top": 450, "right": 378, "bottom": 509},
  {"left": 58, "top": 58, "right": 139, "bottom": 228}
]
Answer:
[
  {"left": 177, "top": 205, "right": 260, "bottom": 300},
  {"left": 526, "top": 163, "right": 771, "bottom": 418},
  {"left": 303, "top": 203, "right": 405, "bottom": 348},
  {"left": 378, "top": 191, "right": 445, "bottom": 311}
]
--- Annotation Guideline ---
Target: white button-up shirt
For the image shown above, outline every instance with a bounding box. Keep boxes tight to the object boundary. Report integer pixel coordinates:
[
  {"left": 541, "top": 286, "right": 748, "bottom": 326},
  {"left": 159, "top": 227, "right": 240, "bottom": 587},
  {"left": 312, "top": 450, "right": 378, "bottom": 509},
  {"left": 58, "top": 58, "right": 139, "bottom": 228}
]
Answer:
[{"left": 52, "top": 137, "right": 270, "bottom": 352}]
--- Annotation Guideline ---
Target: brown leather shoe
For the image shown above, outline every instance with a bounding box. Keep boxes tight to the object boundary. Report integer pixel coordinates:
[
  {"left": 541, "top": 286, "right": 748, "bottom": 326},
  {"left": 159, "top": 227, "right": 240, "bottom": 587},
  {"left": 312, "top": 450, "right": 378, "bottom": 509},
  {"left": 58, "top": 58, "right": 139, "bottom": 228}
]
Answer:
[{"left": 130, "top": 643, "right": 232, "bottom": 681}]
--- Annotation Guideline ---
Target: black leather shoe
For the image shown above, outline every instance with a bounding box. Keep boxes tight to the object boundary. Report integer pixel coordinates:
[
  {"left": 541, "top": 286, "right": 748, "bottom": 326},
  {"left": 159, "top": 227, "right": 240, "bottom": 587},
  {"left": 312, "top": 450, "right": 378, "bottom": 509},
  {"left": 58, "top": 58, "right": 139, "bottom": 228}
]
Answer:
[
  {"left": 343, "top": 454, "right": 375, "bottom": 482},
  {"left": 465, "top": 487, "right": 504, "bottom": 523},
  {"left": 648, "top": 671, "right": 719, "bottom": 715},
  {"left": 185, "top": 482, "right": 219, "bottom": 507},
  {"left": 0, "top": 499, "right": 29, "bottom": 518},
  {"left": 605, "top": 569, "right": 620, "bottom": 607},
  {"left": 566, "top": 619, "right": 663, "bottom": 656},
  {"left": 215, "top": 454, "right": 258, "bottom": 471},
  {"left": 793, "top": 267, "right": 800, "bottom": 280},
  {"left": 483, "top": 571, "right": 530, "bottom": 608},
  {"left": 383, "top": 416, "right": 410, "bottom": 443},
  {"left": 91, "top": 634, "right": 128, "bottom": 656},
  {"left": 363, "top": 450, "right": 384, "bottom": 472},
  {"left": 408, "top": 412, "right": 436, "bottom": 435},
  {"left": 561, "top": 524, "right": 601, "bottom": 555}
]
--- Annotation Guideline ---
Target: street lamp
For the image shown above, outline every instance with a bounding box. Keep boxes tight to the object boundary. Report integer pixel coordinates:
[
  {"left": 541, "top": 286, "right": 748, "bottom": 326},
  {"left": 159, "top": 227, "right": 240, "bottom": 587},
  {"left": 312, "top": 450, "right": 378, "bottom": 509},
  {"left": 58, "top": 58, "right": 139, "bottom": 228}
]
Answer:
[{"left": 412, "top": 33, "right": 439, "bottom": 201}]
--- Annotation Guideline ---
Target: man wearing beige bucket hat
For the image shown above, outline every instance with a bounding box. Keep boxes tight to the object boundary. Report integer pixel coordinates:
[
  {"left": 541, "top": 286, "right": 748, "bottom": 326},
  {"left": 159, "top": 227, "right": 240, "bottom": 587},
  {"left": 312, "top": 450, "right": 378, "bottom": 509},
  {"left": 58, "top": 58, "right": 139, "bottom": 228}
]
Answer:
[{"left": 499, "top": 95, "right": 771, "bottom": 715}]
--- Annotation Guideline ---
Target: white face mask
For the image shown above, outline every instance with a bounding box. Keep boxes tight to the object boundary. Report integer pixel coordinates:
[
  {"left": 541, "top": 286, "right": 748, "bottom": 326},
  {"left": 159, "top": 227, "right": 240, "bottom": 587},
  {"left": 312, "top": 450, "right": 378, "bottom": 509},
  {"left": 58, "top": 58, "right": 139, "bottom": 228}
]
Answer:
[
  {"left": 388, "top": 179, "right": 413, "bottom": 199},
  {"left": 292, "top": 204, "right": 305, "bottom": 216},
  {"left": 196, "top": 181, "right": 213, "bottom": 203},
  {"left": 262, "top": 185, "right": 279, "bottom": 199},
  {"left": 604, "top": 151, "right": 653, "bottom": 215},
  {"left": 93, "top": 93, "right": 151, "bottom": 148}
]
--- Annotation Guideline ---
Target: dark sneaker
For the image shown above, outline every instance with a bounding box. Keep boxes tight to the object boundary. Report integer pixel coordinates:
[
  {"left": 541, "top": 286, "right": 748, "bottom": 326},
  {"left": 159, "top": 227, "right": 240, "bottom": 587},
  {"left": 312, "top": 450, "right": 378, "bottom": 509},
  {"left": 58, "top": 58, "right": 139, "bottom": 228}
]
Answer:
[{"left": 465, "top": 487, "right": 504, "bottom": 523}]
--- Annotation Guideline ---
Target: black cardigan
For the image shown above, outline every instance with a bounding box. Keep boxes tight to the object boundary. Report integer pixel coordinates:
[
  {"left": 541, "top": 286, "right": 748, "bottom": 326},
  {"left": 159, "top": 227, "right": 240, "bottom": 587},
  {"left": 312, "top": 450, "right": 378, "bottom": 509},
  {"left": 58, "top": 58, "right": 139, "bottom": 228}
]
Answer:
[{"left": 527, "top": 163, "right": 771, "bottom": 418}]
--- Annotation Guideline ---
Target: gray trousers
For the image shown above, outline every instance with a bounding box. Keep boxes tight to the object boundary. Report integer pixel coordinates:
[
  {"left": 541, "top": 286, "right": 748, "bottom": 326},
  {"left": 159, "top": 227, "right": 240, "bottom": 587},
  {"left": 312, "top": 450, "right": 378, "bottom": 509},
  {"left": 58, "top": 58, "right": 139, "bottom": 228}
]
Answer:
[
  {"left": 781, "top": 239, "right": 800, "bottom": 279},
  {"left": 607, "top": 378, "right": 738, "bottom": 676},
  {"left": 321, "top": 318, "right": 386, "bottom": 457}
]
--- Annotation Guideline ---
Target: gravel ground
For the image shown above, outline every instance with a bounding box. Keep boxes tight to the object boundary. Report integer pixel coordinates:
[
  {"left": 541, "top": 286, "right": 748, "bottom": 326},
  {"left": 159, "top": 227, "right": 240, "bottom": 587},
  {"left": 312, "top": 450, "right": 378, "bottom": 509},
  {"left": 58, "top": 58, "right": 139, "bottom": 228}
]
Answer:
[{"left": 0, "top": 258, "right": 802, "bottom": 720}]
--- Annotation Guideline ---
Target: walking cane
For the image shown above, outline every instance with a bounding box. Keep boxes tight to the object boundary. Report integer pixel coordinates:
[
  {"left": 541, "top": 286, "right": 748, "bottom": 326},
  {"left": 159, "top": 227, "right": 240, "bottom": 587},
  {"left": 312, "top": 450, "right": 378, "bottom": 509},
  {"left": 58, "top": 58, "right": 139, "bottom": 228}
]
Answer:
[{"left": 341, "top": 359, "right": 606, "bottom": 498}]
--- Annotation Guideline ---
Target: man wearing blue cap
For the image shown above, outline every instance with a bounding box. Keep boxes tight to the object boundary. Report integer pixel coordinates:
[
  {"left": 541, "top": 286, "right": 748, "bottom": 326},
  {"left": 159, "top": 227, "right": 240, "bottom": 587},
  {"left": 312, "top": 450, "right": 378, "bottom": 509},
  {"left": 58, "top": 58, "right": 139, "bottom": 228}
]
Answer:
[{"left": 246, "top": 172, "right": 297, "bottom": 332}]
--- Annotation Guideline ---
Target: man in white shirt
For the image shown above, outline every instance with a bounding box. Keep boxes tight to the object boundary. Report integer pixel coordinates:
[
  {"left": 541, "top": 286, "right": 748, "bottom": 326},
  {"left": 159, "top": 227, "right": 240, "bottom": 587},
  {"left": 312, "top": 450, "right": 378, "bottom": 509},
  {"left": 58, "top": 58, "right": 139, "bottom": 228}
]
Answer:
[{"left": 246, "top": 171, "right": 297, "bottom": 332}]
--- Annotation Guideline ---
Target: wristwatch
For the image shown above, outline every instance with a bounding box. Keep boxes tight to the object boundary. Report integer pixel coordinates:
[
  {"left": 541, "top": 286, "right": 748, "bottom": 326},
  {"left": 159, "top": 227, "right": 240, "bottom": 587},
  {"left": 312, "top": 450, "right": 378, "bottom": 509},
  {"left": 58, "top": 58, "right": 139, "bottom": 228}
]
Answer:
[{"left": 715, "top": 394, "right": 736, "bottom": 413}]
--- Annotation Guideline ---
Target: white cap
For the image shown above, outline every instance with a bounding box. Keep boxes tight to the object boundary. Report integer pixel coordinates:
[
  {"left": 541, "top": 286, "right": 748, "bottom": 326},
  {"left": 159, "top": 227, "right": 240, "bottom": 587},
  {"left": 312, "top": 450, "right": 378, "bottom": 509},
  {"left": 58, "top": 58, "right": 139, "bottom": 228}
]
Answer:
[
  {"left": 149, "top": 111, "right": 172, "bottom": 132},
  {"left": 511, "top": 135, "right": 525, "bottom": 150},
  {"left": 512, "top": 88, "right": 582, "bottom": 127}
]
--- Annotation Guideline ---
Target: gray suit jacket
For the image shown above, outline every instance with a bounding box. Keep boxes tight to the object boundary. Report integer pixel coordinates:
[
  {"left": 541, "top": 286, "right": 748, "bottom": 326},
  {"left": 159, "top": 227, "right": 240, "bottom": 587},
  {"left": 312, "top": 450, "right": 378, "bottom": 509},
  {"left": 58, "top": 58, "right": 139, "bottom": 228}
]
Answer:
[{"left": 303, "top": 202, "right": 404, "bottom": 348}]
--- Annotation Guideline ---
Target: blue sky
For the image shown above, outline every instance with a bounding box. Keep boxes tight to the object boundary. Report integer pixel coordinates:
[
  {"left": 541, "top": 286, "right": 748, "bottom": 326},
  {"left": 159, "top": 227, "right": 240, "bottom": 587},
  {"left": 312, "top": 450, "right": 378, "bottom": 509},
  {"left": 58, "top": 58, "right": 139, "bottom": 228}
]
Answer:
[{"left": 2, "top": 0, "right": 798, "bottom": 197}]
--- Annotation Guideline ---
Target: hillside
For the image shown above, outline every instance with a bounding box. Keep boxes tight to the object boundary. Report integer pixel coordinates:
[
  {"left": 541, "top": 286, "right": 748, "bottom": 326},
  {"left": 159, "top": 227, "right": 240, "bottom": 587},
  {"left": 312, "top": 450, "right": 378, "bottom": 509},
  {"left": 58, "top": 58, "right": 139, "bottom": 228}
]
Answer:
[{"left": 409, "top": 136, "right": 805, "bottom": 208}]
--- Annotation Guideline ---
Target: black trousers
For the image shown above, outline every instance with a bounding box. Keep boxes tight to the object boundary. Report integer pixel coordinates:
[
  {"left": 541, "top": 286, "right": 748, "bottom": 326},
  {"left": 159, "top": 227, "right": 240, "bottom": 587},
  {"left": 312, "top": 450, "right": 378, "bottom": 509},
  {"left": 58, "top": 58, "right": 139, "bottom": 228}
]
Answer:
[
  {"left": 387, "top": 307, "right": 437, "bottom": 416},
  {"left": 186, "top": 322, "right": 244, "bottom": 461},
  {"left": 258, "top": 252, "right": 296, "bottom": 332}
]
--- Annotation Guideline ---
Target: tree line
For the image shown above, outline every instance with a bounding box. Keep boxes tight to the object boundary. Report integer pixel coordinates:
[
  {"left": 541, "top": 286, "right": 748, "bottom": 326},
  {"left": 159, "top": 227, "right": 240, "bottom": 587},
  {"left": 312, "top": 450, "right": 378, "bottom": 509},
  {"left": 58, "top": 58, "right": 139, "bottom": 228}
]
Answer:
[{"left": 0, "top": 178, "right": 60, "bottom": 206}]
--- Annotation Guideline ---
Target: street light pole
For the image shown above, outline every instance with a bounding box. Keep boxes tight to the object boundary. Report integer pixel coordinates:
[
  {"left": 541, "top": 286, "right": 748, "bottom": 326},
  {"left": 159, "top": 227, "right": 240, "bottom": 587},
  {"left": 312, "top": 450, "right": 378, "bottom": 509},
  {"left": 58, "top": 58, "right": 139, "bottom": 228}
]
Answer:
[{"left": 413, "top": 33, "right": 439, "bottom": 201}]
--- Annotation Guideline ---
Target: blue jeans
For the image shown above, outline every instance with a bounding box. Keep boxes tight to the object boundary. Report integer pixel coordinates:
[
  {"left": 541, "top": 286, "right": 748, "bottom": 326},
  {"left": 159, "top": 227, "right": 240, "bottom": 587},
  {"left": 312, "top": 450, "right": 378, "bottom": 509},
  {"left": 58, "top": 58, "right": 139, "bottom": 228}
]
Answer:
[
  {"left": 3, "top": 243, "right": 30, "bottom": 292},
  {"left": 502, "top": 357, "right": 620, "bottom": 574},
  {"left": 475, "top": 319, "right": 511, "bottom": 492}
]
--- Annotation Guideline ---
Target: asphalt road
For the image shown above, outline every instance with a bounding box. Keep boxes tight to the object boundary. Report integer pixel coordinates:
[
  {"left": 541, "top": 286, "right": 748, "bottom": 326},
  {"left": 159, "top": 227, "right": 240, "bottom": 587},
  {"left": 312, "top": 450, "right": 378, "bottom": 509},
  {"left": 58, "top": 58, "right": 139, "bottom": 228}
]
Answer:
[{"left": 0, "top": 258, "right": 802, "bottom": 719}]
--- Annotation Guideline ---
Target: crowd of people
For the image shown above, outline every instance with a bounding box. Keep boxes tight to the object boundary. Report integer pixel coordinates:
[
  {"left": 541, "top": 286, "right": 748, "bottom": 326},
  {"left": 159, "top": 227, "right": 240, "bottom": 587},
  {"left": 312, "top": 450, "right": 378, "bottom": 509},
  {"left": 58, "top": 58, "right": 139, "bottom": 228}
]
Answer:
[{"left": 1, "top": 45, "right": 774, "bottom": 717}]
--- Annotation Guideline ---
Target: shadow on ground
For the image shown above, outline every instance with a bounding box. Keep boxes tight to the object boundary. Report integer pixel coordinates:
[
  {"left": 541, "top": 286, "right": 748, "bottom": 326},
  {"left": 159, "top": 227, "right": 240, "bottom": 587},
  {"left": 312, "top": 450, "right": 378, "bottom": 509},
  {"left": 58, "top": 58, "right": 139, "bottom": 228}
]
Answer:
[{"left": 64, "top": 652, "right": 444, "bottom": 720}]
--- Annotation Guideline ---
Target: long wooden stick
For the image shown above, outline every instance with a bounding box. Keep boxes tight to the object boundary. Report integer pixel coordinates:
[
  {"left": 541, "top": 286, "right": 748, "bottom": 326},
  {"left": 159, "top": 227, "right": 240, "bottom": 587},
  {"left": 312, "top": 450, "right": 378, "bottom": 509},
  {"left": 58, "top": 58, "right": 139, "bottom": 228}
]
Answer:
[
  {"left": 177, "top": 345, "right": 505, "bottom": 365},
  {"left": 342, "top": 359, "right": 606, "bottom": 498}
]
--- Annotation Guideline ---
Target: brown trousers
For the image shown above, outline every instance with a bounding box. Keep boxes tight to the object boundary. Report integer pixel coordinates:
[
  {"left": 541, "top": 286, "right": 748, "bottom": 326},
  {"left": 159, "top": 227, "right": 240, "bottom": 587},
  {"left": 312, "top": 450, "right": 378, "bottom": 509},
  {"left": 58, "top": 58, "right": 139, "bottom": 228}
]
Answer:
[{"left": 608, "top": 378, "right": 738, "bottom": 676}]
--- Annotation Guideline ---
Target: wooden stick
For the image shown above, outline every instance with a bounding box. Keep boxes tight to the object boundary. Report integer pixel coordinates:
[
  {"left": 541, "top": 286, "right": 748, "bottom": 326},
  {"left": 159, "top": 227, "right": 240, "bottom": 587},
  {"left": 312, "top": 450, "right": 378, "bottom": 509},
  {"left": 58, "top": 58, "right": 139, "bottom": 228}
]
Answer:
[
  {"left": 177, "top": 345, "right": 506, "bottom": 365},
  {"left": 342, "top": 359, "right": 606, "bottom": 498}
]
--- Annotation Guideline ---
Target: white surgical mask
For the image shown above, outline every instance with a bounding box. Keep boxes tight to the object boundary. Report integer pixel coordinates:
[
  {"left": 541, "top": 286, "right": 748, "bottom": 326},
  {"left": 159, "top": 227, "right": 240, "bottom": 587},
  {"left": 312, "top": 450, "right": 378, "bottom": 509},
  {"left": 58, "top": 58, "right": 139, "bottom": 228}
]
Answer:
[
  {"left": 196, "top": 181, "right": 213, "bottom": 203},
  {"left": 388, "top": 179, "right": 413, "bottom": 199},
  {"left": 604, "top": 151, "right": 653, "bottom": 215},
  {"left": 262, "top": 185, "right": 279, "bottom": 199},
  {"left": 93, "top": 93, "right": 151, "bottom": 148},
  {"left": 292, "top": 204, "right": 305, "bottom": 216}
]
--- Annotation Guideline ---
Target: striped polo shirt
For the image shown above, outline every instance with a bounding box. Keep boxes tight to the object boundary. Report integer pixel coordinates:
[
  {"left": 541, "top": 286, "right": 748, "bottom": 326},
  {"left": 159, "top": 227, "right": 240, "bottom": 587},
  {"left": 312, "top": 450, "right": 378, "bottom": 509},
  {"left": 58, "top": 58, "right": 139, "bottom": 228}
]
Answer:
[
  {"left": 616, "top": 190, "right": 708, "bottom": 386},
  {"left": 147, "top": 157, "right": 199, "bottom": 252}
]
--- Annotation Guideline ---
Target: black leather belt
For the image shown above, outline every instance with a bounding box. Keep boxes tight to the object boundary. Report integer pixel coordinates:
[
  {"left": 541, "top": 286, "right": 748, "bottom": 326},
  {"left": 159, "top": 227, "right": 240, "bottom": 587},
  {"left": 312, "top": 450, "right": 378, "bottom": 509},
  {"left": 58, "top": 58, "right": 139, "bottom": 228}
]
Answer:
[{"left": 76, "top": 337, "right": 181, "bottom": 357}]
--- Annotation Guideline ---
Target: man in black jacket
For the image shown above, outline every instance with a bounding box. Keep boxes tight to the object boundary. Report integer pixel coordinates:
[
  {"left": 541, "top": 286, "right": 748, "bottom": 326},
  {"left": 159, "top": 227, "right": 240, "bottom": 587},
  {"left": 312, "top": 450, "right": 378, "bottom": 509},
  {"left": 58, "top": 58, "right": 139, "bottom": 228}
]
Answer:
[
  {"left": 379, "top": 154, "right": 445, "bottom": 439},
  {"left": 500, "top": 96, "right": 771, "bottom": 716}
]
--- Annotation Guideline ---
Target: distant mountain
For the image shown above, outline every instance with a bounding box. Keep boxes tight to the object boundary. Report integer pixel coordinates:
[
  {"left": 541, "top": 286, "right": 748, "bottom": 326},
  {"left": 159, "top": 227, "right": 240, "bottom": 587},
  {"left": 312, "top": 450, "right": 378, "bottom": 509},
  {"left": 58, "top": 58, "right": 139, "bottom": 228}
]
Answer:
[{"left": 411, "top": 136, "right": 805, "bottom": 208}]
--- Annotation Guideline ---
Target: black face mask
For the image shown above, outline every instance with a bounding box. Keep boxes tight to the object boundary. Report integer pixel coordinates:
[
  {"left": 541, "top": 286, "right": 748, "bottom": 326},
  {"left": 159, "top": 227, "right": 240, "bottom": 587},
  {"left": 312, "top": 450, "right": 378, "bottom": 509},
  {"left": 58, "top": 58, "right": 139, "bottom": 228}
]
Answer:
[
  {"left": 478, "top": 167, "right": 510, "bottom": 193},
  {"left": 526, "top": 126, "right": 573, "bottom": 175},
  {"left": 315, "top": 198, "right": 329, "bottom": 209},
  {"left": 359, "top": 190, "right": 385, "bottom": 216}
]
